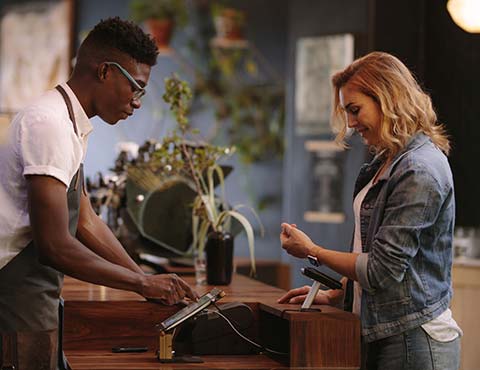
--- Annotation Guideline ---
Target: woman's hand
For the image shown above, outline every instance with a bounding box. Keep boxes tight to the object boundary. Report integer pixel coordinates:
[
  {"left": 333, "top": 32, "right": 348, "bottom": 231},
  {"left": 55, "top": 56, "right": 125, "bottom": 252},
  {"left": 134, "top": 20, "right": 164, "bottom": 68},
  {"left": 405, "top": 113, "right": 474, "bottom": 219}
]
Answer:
[
  {"left": 277, "top": 285, "right": 345, "bottom": 307},
  {"left": 280, "top": 222, "right": 316, "bottom": 259}
]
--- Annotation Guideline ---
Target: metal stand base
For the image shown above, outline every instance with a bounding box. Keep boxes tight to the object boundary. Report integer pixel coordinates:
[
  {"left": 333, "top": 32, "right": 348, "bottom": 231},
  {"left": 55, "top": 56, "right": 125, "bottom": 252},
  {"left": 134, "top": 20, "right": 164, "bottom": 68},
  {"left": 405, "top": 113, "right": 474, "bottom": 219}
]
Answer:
[
  {"left": 158, "top": 332, "right": 204, "bottom": 363},
  {"left": 300, "top": 281, "right": 322, "bottom": 311}
]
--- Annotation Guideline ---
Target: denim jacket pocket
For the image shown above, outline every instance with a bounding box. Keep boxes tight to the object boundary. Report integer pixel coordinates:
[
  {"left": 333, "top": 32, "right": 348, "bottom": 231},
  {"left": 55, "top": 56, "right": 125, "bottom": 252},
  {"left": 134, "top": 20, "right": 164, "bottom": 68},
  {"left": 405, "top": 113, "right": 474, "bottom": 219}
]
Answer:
[{"left": 366, "top": 275, "right": 412, "bottom": 312}]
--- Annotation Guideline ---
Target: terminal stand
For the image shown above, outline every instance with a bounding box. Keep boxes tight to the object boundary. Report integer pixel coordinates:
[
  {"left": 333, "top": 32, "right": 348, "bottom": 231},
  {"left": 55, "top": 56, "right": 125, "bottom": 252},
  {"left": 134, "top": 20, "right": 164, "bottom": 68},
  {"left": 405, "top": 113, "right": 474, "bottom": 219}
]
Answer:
[
  {"left": 157, "top": 330, "right": 203, "bottom": 363},
  {"left": 300, "top": 281, "right": 322, "bottom": 312}
]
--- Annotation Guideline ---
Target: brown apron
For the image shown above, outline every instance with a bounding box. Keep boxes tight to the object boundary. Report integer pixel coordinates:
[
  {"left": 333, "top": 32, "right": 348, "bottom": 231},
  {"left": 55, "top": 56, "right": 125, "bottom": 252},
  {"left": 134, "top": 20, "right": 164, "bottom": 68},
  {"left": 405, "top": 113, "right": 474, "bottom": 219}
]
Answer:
[{"left": 0, "top": 85, "right": 83, "bottom": 370}]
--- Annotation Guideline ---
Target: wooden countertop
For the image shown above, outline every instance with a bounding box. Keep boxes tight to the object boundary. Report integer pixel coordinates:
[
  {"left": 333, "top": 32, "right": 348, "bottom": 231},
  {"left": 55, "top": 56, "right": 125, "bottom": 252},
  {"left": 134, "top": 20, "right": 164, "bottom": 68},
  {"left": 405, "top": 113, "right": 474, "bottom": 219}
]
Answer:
[
  {"left": 62, "top": 274, "right": 360, "bottom": 369},
  {"left": 62, "top": 274, "right": 291, "bottom": 369},
  {"left": 64, "top": 351, "right": 286, "bottom": 370},
  {"left": 62, "top": 273, "right": 286, "bottom": 303}
]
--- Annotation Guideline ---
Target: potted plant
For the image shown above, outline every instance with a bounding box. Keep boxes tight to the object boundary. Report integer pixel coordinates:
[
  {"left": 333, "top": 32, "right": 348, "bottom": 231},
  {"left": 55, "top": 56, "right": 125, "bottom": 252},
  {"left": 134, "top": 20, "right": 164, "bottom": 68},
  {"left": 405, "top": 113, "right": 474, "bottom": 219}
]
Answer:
[
  {"left": 130, "top": 0, "right": 188, "bottom": 50},
  {"left": 211, "top": 2, "right": 246, "bottom": 41},
  {"left": 151, "top": 74, "right": 262, "bottom": 285}
]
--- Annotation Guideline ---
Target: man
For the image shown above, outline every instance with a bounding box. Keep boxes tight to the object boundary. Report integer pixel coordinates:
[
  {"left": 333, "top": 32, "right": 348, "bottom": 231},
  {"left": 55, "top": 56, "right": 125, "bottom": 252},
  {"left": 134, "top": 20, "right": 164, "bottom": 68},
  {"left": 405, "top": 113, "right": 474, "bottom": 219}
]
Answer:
[{"left": 0, "top": 17, "right": 196, "bottom": 369}]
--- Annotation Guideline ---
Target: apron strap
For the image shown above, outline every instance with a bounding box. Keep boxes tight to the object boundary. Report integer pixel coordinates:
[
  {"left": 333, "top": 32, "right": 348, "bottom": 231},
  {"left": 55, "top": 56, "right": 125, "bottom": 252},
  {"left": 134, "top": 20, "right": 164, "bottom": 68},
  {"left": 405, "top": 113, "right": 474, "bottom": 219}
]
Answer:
[
  {"left": 55, "top": 85, "right": 78, "bottom": 135},
  {"left": 55, "top": 84, "right": 82, "bottom": 191},
  {"left": 1, "top": 332, "right": 17, "bottom": 370}
]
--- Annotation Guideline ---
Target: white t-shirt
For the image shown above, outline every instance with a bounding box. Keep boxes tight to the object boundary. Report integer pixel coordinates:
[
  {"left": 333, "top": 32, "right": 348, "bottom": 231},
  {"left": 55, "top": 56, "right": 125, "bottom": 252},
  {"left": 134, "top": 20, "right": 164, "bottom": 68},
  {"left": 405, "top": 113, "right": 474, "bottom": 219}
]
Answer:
[
  {"left": 0, "top": 83, "right": 92, "bottom": 269},
  {"left": 352, "top": 176, "right": 374, "bottom": 316}
]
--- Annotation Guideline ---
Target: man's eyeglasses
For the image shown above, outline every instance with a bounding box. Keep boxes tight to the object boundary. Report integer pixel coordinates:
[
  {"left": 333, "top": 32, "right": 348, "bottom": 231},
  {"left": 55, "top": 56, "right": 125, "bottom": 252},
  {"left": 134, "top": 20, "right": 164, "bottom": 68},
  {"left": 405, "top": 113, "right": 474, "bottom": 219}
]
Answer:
[{"left": 105, "top": 61, "right": 145, "bottom": 100}]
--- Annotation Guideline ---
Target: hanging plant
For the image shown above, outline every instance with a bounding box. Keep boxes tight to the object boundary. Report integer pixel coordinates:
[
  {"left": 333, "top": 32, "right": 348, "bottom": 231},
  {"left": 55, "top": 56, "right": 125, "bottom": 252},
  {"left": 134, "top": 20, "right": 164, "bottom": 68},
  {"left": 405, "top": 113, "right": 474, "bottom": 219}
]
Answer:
[
  {"left": 186, "top": 0, "right": 285, "bottom": 164},
  {"left": 130, "top": 0, "right": 188, "bottom": 49},
  {"left": 211, "top": 3, "right": 246, "bottom": 41}
]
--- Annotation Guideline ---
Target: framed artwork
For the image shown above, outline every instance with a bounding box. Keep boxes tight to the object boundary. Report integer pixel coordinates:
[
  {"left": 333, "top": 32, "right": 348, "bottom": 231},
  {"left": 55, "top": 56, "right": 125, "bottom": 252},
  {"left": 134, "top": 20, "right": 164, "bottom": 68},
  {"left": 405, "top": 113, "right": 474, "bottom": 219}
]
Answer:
[
  {"left": 0, "top": 0, "right": 75, "bottom": 113},
  {"left": 295, "top": 33, "right": 354, "bottom": 136},
  {"left": 303, "top": 140, "right": 345, "bottom": 224}
]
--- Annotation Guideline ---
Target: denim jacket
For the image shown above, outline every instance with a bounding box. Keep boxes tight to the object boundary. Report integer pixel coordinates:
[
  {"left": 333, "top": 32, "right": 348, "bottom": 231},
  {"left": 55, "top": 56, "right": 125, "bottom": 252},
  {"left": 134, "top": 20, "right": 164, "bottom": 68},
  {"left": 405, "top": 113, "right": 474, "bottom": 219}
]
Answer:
[{"left": 352, "top": 133, "right": 455, "bottom": 343}]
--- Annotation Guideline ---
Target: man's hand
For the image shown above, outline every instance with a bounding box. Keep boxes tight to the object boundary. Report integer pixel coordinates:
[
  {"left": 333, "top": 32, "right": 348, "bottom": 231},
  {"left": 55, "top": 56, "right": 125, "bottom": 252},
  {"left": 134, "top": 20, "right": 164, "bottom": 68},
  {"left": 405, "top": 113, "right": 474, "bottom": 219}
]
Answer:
[
  {"left": 280, "top": 222, "right": 316, "bottom": 259},
  {"left": 141, "top": 273, "right": 198, "bottom": 305}
]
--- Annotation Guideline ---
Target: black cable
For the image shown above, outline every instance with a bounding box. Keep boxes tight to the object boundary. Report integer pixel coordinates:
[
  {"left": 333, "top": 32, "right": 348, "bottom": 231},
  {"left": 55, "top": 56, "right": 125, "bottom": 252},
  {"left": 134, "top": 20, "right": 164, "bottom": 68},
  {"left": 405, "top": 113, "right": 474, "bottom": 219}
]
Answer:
[{"left": 208, "top": 303, "right": 288, "bottom": 357}]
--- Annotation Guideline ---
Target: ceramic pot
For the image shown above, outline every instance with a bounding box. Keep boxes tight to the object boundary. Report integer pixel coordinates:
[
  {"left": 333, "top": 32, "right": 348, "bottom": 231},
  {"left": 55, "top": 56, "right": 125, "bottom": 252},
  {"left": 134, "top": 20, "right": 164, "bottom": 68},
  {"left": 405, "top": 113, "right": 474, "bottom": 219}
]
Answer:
[
  {"left": 213, "top": 8, "right": 245, "bottom": 40},
  {"left": 146, "top": 18, "right": 174, "bottom": 50}
]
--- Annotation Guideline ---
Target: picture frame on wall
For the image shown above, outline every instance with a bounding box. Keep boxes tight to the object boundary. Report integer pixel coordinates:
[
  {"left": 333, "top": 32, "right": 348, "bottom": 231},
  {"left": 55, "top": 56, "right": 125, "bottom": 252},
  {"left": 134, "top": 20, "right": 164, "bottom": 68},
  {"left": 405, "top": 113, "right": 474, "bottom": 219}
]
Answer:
[
  {"left": 303, "top": 140, "right": 345, "bottom": 224},
  {"left": 0, "top": 0, "right": 75, "bottom": 113},
  {"left": 295, "top": 33, "right": 354, "bottom": 136}
]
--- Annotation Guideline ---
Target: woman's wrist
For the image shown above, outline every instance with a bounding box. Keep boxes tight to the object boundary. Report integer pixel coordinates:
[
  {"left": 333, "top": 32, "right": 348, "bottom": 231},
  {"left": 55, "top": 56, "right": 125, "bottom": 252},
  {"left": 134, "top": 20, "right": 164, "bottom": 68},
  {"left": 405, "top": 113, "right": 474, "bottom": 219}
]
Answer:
[{"left": 308, "top": 242, "right": 323, "bottom": 260}]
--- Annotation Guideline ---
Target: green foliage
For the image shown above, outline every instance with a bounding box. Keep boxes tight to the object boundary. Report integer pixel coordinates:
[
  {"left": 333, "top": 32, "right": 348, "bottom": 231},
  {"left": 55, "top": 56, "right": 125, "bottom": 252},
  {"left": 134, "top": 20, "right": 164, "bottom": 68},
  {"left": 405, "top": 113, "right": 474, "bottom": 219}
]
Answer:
[
  {"left": 211, "top": 2, "right": 246, "bottom": 26},
  {"left": 157, "top": 75, "right": 230, "bottom": 179},
  {"left": 163, "top": 76, "right": 193, "bottom": 133},
  {"left": 130, "top": 0, "right": 188, "bottom": 26},
  {"left": 211, "top": 47, "right": 256, "bottom": 78},
  {"left": 226, "top": 85, "right": 285, "bottom": 164},
  {"left": 189, "top": 3, "right": 285, "bottom": 164},
  {"left": 151, "top": 74, "right": 261, "bottom": 274},
  {"left": 210, "top": 1, "right": 228, "bottom": 18},
  {"left": 155, "top": 75, "right": 232, "bottom": 211}
]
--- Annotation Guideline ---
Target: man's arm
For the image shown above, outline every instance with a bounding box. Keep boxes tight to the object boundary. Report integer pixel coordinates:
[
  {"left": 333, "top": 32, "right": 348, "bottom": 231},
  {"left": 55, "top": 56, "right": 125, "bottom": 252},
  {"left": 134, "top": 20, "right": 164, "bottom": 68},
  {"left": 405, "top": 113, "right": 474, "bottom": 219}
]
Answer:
[
  {"left": 27, "top": 175, "right": 197, "bottom": 304},
  {"left": 76, "top": 190, "right": 144, "bottom": 274}
]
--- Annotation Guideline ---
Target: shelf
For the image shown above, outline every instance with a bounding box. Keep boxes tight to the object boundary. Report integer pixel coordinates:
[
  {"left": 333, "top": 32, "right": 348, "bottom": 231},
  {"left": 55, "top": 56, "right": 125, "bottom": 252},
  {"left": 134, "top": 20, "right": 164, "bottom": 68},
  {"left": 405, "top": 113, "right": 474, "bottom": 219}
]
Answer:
[{"left": 210, "top": 37, "right": 249, "bottom": 49}]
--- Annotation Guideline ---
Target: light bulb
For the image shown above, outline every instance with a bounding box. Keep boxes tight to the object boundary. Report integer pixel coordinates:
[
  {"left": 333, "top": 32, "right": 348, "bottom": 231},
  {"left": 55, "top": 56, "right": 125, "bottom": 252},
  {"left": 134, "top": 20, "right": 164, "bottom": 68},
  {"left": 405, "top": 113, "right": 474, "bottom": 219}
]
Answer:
[{"left": 447, "top": 0, "right": 480, "bottom": 33}]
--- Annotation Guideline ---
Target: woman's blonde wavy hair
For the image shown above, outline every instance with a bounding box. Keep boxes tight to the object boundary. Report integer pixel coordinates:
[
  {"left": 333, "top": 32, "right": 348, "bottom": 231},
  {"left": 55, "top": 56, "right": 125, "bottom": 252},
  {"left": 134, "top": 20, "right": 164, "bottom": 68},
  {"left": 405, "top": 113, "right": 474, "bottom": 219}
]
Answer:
[{"left": 331, "top": 51, "right": 450, "bottom": 158}]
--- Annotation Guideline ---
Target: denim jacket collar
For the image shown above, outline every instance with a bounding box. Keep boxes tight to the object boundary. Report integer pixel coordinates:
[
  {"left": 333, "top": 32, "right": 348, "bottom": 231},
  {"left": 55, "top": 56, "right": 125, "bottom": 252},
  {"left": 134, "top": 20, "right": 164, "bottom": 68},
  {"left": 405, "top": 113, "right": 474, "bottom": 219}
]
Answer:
[
  {"left": 354, "top": 133, "right": 430, "bottom": 197},
  {"left": 378, "top": 133, "right": 430, "bottom": 181}
]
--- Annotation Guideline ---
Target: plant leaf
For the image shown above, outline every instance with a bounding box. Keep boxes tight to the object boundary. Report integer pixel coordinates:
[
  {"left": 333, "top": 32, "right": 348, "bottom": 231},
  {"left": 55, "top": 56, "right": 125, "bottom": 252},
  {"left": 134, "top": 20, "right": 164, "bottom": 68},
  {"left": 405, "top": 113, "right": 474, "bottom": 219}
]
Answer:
[
  {"left": 232, "top": 204, "right": 265, "bottom": 237},
  {"left": 218, "top": 210, "right": 256, "bottom": 276}
]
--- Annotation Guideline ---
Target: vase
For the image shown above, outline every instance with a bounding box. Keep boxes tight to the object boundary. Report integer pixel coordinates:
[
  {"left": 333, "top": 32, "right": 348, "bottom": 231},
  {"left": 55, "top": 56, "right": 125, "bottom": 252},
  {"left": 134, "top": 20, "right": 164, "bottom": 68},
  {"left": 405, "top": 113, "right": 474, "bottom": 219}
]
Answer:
[
  {"left": 213, "top": 8, "right": 245, "bottom": 40},
  {"left": 193, "top": 249, "right": 207, "bottom": 286},
  {"left": 146, "top": 18, "right": 174, "bottom": 50},
  {"left": 206, "top": 231, "right": 234, "bottom": 285}
]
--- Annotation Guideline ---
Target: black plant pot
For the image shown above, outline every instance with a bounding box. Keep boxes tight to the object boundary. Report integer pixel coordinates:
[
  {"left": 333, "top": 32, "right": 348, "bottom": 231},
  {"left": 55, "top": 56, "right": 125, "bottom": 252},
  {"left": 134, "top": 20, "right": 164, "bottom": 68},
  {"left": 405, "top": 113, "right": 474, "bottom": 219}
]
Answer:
[{"left": 206, "top": 231, "right": 234, "bottom": 285}]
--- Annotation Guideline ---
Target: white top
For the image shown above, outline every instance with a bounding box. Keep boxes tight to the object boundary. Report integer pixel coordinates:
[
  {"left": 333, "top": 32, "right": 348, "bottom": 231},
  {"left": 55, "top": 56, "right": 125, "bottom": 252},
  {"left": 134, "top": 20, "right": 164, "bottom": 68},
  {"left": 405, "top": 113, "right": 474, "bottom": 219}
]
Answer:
[
  {"left": 353, "top": 176, "right": 462, "bottom": 342},
  {"left": 352, "top": 176, "right": 374, "bottom": 316},
  {"left": 0, "top": 83, "right": 92, "bottom": 269},
  {"left": 422, "top": 307, "right": 462, "bottom": 341}
]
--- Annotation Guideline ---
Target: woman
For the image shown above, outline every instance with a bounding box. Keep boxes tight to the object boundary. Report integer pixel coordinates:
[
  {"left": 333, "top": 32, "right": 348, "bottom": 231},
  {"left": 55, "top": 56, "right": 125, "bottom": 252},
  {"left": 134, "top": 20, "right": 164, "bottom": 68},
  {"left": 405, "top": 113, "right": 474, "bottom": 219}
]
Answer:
[{"left": 279, "top": 51, "right": 462, "bottom": 370}]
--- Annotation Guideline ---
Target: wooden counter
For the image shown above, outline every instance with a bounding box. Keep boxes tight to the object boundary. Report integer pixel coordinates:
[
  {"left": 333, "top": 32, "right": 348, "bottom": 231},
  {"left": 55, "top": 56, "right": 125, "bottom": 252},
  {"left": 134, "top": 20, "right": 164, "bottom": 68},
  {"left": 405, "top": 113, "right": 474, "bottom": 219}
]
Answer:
[{"left": 62, "top": 274, "right": 360, "bottom": 369}]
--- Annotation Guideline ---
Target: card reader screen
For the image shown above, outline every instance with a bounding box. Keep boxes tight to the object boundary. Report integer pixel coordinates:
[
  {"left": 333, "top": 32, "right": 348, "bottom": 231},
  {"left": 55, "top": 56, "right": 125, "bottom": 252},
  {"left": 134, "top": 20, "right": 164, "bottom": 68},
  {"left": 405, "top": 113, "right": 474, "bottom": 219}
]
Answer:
[{"left": 158, "top": 288, "right": 224, "bottom": 332}]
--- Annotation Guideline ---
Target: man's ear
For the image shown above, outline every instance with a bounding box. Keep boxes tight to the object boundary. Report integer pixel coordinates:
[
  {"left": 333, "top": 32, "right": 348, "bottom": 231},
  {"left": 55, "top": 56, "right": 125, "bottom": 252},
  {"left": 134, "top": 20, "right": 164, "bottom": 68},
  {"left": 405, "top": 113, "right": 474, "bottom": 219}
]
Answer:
[{"left": 97, "top": 63, "right": 109, "bottom": 82}]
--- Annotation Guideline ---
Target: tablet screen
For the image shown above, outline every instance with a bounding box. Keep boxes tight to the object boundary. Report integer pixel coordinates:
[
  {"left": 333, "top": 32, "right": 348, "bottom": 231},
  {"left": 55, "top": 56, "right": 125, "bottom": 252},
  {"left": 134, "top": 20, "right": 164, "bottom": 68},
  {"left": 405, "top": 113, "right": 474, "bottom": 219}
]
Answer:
[{"left": 157, "top": 287, "right": 224, "bottom": 332}]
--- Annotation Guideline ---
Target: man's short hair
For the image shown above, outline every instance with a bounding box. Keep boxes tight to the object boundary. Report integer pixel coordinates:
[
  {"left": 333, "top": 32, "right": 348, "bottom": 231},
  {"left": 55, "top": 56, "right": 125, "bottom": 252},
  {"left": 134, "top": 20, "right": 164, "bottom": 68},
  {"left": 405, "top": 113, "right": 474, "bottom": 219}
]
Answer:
[{"left": 79, "top": 17, "right": 158, "bottom": 66}]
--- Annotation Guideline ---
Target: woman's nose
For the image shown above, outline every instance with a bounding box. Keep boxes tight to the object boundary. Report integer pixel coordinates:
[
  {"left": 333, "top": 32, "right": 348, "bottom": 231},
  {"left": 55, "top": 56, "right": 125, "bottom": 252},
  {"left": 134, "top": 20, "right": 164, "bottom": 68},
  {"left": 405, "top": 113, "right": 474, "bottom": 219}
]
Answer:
[{"left": 346, "top": 113, "right": 357, "bottom": 128}]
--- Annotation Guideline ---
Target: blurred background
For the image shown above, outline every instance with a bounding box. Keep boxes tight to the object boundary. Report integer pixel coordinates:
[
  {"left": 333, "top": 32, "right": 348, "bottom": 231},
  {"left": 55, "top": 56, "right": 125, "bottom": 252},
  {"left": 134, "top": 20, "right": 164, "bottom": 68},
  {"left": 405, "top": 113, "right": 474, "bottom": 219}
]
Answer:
[{"left": 1, "top": 0, "right": 479, "bottom": 285}]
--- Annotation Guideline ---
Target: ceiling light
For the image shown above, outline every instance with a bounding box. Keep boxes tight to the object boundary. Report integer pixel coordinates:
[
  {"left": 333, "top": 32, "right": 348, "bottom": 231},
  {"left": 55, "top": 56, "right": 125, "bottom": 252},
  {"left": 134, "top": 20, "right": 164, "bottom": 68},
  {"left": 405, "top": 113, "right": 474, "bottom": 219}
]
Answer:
[{"left": 447, "top": 0, "right": 480, "bottom": 33}]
